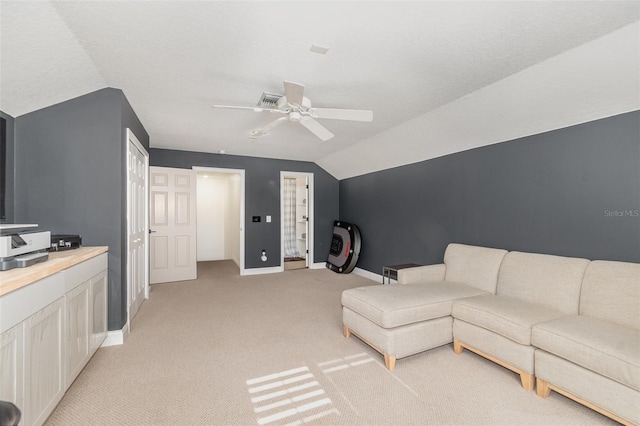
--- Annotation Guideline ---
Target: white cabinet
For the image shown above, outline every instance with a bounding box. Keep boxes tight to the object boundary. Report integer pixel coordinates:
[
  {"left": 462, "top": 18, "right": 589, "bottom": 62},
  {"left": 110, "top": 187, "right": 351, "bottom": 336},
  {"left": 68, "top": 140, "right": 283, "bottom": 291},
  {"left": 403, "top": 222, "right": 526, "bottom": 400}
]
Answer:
[
  {"left": 64, "top": 253, "right": 108, "bottom": 388},
  {"left": 66, "top": 280, "right": 91, "bottom": 386},
  {"left": 24, "top": 297, "right": 65, "bottom": 426},
  {"left": 0, "top": 322, "right": 24, "bottom": 414},
  {"left": 90, "top": 270, "right": 108, "bottom": 354},
  {"left": 0, "top": 250, "right": 108, "bottom": 426}
]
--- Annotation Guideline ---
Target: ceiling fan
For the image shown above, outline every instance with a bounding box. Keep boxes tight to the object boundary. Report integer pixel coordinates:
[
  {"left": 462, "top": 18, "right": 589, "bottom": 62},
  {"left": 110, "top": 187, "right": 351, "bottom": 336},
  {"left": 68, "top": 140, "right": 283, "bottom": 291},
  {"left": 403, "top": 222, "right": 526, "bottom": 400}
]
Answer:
[{"left": 212, "top": 81, "right": 373, "bottom": 141}]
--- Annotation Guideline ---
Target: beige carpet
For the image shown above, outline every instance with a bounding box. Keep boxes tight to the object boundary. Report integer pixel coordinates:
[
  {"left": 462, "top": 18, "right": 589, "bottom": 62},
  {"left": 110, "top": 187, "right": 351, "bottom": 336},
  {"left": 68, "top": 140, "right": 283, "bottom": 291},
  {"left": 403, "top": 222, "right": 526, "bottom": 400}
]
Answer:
[{"left": 45, "top": 261, "right": 616, "bottom": 426}]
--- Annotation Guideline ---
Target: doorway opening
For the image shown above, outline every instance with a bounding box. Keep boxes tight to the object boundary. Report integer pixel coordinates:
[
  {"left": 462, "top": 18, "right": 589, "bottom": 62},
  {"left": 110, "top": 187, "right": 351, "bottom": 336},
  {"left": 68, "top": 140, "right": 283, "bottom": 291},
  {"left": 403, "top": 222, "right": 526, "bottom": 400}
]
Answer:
[
  {"left": 281, "top": 172, "right": 314, "bottom": 271},
  {"left": 193, "top": 166, "right": 245, "bottom": 275}
]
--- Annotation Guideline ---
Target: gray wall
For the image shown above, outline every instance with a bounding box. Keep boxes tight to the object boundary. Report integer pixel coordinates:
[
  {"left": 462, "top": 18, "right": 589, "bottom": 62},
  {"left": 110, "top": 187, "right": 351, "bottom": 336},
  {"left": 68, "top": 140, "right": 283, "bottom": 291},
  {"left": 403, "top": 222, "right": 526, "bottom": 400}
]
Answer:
[
  {"left": 340, "top": 111, "right": 640, "bottom": 273},
  {"left": 149, "top": 149, "right": 339, "bottom": 268},
  {"left": 0, "top": 111, "right": 14, "bottom": 223},
  {"left": 14, "top": 88, "right": 149, "bottom": 330}
]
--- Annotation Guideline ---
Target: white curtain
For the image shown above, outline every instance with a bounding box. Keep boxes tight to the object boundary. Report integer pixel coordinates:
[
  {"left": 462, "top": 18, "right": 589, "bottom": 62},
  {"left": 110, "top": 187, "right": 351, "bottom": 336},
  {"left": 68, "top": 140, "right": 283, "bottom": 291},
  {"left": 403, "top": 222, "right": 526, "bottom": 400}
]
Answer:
[{"left": 283, "top": 178, "right": 300, "bottom": 258}]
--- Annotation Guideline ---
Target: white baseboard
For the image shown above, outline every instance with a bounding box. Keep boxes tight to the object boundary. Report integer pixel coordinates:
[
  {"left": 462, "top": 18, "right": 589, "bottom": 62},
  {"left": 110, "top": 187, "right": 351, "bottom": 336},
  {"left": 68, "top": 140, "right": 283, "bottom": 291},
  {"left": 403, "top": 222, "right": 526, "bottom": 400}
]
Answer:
[
  {"left": 102, "top": 322, "right": 129, "bottom": 347},
  {"left": 242, "top": 266, "right": 283, "bottom": 276},
  {"left": 353, "top": 267, "right": 386, "bottom": 283},
  {"left": 311, "top": 262, "right": 326, "bottom": 270}
]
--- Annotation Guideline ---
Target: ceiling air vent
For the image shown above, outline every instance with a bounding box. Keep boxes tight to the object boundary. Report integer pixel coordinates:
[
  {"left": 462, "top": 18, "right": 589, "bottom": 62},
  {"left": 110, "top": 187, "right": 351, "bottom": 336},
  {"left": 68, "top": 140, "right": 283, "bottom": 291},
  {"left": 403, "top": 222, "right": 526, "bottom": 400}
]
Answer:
[{"left": 256, "top": 92, "right": 282, "bottom": 108}]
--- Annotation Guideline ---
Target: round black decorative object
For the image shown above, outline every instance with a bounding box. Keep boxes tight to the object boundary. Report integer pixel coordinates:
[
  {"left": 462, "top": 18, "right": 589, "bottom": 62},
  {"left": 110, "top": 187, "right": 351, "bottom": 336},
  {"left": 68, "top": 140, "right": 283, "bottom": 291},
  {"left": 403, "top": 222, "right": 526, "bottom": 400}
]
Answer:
[{"left": 326, "top": 220, "right": 361, "bottom": 274}]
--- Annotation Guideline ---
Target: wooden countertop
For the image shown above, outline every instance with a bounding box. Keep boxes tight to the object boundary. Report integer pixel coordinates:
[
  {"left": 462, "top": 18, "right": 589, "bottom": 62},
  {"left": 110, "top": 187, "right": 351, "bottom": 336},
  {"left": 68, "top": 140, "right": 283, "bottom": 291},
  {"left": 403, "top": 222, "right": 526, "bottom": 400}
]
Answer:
[{"left": 0, "top": 246, "right": 108, "bottom": 297}]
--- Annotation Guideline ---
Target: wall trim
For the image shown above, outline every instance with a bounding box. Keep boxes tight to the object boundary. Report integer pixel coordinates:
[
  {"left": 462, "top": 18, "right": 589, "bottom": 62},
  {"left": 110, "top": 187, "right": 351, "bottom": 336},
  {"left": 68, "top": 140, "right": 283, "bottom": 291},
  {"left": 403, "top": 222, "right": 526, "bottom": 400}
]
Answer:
[
  {"left": 242, "top": 266, "right": 283, "bottom": 276},
  {"left": 102, "top": 322, "right": 130, "bottom": 347},
  {"left": 310, "top": 262, "right": 326, "bottom": 270},
  {"left": 353, "top": 267, "right": 384, "bottom": 283}
]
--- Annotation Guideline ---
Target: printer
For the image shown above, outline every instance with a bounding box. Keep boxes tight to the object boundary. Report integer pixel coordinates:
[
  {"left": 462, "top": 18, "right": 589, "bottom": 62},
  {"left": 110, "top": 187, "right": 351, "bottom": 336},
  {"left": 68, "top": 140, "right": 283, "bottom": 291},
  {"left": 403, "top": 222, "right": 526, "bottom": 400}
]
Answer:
[{"left": 0, "top": 224, "right": 50, "bottom": 271}]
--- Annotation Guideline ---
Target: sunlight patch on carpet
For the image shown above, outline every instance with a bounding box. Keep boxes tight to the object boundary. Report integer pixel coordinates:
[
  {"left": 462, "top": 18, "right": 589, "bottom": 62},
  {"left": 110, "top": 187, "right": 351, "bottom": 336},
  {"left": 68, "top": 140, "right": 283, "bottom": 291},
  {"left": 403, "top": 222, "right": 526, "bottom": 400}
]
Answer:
[
  {"left": 246, "top": 365, "right": 340, "bottom": 425},
  {"left": 318, "top": 352, "right": 426, "bottom": 423},
  {"left": 318, "top": 352, "right": 375, "bottom": 373}
]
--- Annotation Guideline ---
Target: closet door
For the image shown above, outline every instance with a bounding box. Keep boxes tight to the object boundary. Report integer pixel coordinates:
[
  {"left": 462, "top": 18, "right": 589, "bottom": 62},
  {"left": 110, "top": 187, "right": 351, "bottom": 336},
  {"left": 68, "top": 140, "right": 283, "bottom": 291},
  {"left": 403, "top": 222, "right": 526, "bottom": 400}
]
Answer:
[{"left": 127, "top": 131, "right": 149, "bottom": 321}]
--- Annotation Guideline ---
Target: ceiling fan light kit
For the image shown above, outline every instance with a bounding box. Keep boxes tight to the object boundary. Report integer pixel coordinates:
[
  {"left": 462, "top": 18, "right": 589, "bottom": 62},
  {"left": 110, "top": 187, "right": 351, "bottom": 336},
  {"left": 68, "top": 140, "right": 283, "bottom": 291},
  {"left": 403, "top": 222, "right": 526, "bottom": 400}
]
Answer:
[{"left": 212, "top": 81, "right": 373, "bottom": 142}]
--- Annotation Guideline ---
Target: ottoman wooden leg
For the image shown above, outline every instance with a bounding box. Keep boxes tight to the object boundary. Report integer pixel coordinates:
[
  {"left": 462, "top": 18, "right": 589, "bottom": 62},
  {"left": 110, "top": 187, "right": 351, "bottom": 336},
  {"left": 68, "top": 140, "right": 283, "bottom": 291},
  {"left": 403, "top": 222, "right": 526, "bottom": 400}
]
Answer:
[
  {"left": 384, "top": 353, "right": 396, "bottom": 371},
  {"left": 343, "top": 325, "right": 351, "bottom": 338}
]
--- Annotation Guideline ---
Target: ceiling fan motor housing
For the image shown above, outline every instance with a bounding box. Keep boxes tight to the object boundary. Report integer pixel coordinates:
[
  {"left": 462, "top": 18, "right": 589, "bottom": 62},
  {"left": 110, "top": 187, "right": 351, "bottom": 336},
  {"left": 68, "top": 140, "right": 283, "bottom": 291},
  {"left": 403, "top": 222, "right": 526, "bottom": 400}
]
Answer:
[
  {"left": 289, "top": 111, "right": 302, "bottom": 122},
  {"left": 277, "top": 95, "right": 312, "bottom": 111}
]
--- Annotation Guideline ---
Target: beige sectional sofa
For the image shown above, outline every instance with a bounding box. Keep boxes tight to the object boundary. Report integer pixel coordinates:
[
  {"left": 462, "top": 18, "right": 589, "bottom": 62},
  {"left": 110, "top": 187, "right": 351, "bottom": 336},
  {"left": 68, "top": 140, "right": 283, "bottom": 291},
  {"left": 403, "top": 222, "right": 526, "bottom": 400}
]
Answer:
[
  {"left": 532, "top": 260, "right": 640, "bottom": 425},
  {"left": 341, "top": 243, "right": 639, "bottom": 425},
  {"left": 452, "top": 251, "right": 590, "bottom": 391}
]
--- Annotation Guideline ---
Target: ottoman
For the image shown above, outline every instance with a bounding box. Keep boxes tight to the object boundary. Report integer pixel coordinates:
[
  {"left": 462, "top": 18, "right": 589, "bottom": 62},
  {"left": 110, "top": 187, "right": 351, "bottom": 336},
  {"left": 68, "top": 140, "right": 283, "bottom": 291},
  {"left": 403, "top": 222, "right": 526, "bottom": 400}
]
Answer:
[{"left": 341, "top": 281, "right": 488, "bottom": 370}]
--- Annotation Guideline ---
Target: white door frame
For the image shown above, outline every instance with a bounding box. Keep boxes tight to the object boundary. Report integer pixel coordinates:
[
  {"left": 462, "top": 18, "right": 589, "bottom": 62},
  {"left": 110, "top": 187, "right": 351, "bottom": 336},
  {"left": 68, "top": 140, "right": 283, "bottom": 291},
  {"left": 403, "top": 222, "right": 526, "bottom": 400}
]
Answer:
[
  {"left": 280, "top": 171, "right": 314, "bottom": 269},
  {"left": 192, "top": 166, "right": 246, "bottom": 275},
  {"left": 126, "top": 129, "right": 149, "bottom": 333}
]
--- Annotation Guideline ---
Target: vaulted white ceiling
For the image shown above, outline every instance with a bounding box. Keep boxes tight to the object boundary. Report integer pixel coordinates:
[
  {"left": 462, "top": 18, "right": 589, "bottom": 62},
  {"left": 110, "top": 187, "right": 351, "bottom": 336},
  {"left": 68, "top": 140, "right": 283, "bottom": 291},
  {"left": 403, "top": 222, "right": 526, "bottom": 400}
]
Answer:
[{"left": 1, "top": 1, "right": 638, "bottom": 179}]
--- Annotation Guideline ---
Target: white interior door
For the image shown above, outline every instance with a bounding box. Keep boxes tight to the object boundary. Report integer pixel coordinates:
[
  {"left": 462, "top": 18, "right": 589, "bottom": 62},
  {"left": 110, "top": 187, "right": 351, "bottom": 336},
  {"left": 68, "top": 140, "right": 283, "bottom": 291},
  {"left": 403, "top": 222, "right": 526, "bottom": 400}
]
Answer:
[
  {"left": 127, "top": 130, "right": 149, "bottom": 324},
  {"left": 150, "top": 166, "right": 197, "bottom": 284}
]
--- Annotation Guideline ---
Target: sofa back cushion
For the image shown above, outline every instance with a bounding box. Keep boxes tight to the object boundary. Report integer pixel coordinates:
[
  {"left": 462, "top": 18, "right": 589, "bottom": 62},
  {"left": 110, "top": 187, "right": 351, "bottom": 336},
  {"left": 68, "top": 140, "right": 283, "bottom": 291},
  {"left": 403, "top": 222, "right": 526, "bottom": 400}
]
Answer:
[
  {"left": 443, "top": 243, "right": 508, "bottom": 294},
  {"left": 497, "top": 251, "right": 589, "bottom": 315},
  {"left": 580, "top": 260, "right": 640, "bottom": 329}
]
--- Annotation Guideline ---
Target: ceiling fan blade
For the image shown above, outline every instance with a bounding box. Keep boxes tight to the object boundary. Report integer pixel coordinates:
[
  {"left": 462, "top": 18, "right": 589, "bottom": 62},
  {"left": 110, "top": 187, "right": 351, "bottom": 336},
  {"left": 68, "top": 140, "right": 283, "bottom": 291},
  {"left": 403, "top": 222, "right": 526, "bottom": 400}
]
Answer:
[
  {"left": 249, "top": 116, "right": 288, "bottom": 139},
  {"left": 212, "top": 104, "right": 282, "bottom": 113},
  {"left": 299, "top": 117, "right": 335, "bottom": 141},
  {"left": 308, "top": 108, "right": 373, "bottom": 122},
  {"left": 283, "top": 81, "right": 305, "bottom": 107}
]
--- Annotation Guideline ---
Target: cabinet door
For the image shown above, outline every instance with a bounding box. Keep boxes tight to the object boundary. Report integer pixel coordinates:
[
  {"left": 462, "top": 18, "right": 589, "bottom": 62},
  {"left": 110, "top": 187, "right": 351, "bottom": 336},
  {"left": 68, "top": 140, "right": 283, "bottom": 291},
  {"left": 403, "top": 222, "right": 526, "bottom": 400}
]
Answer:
[
  {"left": 24, "top": 297, "right": 65, "bottom": 426},
  {"left": 90, "top": 270, "right": 108, "bottom": 354},
  {"left": 66, "top": 280, "right": 91, "bottom": 386},
  {"left": 0, "top": 322, "right": 24, "bottom": 413}
]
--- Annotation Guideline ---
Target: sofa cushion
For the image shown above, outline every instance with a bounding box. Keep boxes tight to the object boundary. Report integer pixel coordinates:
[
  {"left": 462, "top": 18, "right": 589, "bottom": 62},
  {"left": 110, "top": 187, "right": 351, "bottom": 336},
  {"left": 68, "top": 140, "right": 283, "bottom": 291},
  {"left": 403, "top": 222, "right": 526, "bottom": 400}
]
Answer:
[
  {"left": 496, "top": 251, "right": 589, "bottom": 315},
  {"left": 580, "top": 260, "right": 640, "bottom": 329},
  {"left": 451, "top": 295, "right": 567, "bottom": 345},
  {"left": 341, "top": 281, "right": 487, "bottom": 329},
  {"left": 443, "top": 244, "right": 508, "bottom": 294},
  {"left": 532, "top": 316, "right": 640, "bottom": 391}
]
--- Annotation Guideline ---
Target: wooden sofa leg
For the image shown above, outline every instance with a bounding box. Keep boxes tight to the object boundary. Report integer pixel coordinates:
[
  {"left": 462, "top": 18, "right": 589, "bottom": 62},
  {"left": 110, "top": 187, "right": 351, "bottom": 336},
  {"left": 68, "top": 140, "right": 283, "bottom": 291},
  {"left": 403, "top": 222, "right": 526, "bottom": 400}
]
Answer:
[
  {"left": 384, "top": 353, "right": 396, "bottom": 371},
  {"left": 536, "top": 378, "right": 551, "bottom": 398},
  {"left": 342, "top": 326, "right": 396, "bottom": 371},
  {"left": 520, "top": 372, "right": 535, "bottom": 391},
  {"left": 454, "top": 339, "right": 534, "bottom": 391}
]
